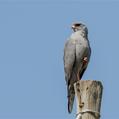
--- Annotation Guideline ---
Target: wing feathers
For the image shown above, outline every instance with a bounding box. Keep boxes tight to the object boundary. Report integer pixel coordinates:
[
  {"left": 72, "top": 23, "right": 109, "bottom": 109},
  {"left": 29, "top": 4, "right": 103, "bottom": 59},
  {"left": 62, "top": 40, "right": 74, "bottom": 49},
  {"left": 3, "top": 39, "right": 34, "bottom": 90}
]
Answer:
[{"left": 64, "top": 39, "right": 76, "bottom": 113}]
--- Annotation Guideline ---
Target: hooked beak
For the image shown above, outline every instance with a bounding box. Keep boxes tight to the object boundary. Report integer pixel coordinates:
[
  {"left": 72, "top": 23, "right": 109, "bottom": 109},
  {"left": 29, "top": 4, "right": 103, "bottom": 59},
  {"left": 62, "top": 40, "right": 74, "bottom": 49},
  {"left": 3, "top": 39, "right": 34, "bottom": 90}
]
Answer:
[
  {"left": 71, "top": 25, "right": 75, "bottom": 29},
  {"left": 71, "top": 25, "right": 76, "bottom": 32}
]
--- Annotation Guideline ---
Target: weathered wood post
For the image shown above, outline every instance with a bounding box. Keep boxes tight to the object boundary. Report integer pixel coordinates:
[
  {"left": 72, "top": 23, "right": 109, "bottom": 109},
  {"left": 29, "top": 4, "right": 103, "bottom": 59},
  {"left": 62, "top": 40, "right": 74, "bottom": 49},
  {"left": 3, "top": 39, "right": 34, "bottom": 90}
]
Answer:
[{"left": 74, "top": 80, "right": 103, "bottom": 119}]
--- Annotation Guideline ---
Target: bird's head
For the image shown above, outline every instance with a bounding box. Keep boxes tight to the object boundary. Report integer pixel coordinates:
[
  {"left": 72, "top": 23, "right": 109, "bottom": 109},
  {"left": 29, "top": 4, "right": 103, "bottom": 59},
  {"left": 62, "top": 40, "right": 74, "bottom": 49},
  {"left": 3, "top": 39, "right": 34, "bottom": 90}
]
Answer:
[{"left": 71, "top": 23, "right": 88, "bottom": 34}]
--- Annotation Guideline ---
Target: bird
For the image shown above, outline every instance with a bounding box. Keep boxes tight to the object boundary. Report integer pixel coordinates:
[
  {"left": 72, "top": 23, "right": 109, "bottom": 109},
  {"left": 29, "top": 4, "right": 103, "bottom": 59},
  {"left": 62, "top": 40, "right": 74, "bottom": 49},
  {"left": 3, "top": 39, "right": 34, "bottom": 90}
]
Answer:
[{"left": 63, "top": 22, "right": 91, "bottom": 113}]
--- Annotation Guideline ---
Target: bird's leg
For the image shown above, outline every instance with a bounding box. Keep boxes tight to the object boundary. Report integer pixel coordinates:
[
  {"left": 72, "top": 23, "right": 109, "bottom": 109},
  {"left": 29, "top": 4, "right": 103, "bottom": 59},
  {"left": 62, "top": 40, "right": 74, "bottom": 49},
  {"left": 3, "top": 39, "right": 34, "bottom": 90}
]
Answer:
[
  {"left": 77, "top": 73, "right": 80, "bottom": 81},
  {"left": 77, "top": 66, "right": 81, "bottom": 81}
]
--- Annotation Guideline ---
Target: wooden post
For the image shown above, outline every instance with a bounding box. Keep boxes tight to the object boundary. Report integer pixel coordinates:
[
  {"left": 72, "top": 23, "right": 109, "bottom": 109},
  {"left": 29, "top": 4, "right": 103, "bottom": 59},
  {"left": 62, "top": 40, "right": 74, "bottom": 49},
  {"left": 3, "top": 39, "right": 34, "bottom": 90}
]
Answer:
[{"left": 74, "top": 80, "right": 103, "bottom": 119}]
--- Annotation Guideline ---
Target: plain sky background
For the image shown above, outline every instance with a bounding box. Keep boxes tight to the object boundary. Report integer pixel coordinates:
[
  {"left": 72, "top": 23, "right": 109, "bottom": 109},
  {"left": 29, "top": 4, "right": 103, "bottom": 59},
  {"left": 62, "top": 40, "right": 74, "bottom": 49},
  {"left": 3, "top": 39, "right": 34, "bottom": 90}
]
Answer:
[{"left": 0, "top": 0, "right": 119, "bottom": 119}]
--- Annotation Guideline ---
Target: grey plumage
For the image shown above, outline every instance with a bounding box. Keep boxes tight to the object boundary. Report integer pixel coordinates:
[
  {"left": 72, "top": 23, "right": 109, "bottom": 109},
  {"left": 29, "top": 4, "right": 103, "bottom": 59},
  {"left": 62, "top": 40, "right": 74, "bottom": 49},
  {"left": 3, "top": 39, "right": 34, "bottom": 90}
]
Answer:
[{"left": 63, "top": 23, "right": 91, "bottom": 113}]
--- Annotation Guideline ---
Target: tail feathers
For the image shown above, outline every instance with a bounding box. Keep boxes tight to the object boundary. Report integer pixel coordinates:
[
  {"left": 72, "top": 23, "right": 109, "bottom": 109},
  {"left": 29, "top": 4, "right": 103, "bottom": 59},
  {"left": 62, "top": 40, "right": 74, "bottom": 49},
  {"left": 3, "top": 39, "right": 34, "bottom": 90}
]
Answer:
[{"left": 67, "top": 85, "right": 75, "bottom": 113}]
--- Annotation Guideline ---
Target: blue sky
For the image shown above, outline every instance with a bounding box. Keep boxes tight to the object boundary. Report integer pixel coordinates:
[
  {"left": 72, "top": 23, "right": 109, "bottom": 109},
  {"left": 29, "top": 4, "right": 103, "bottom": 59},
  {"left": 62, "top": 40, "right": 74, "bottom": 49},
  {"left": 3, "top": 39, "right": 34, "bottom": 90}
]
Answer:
[{"left": 0, "top": 0, "right": 119, "bottom": 119}]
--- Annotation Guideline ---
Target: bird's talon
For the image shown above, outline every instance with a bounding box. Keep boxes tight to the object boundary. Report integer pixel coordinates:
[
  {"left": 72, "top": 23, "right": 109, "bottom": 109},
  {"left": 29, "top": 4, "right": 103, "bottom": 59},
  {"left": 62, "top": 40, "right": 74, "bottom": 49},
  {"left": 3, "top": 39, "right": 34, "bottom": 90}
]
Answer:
[
  {"left": 84, "top": 57, "right": 88, "bottom": 61},
  {"left": 83, "top": 57, "right": 88, "bottom": 64}
]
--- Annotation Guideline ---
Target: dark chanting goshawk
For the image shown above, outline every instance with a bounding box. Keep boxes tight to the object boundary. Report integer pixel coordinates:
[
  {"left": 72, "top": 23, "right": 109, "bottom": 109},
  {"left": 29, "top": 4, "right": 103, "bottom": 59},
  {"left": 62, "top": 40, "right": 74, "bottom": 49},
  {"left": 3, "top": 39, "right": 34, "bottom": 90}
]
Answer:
[{"left": 63, "top": 23, "right": 91, "bottom": 113}]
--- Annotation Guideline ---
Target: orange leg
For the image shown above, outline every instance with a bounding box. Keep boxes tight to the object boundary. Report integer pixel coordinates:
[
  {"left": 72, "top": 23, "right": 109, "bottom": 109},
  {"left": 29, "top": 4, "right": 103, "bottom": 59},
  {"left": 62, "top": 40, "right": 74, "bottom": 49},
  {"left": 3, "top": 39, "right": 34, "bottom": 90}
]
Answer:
[
  {"left": 83, "top": 57, "right": 88, "bottom": 65},
  {"left": 77, "top": 73, "right": 80, "bottom": 81},
  {"left": 77, "top": 67, "right": 81, "bottom": 81}
]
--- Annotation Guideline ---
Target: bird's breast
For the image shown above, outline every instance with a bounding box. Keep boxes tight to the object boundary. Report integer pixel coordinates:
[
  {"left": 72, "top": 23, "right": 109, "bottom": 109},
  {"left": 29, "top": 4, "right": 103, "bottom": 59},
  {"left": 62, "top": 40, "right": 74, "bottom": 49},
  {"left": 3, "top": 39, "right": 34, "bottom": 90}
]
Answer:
[
  {"left": 72, "top": 37, "right": 88, "bottom": 48},
  {"left": 70, "top": 32, "right": 90, "bottom": 49}
]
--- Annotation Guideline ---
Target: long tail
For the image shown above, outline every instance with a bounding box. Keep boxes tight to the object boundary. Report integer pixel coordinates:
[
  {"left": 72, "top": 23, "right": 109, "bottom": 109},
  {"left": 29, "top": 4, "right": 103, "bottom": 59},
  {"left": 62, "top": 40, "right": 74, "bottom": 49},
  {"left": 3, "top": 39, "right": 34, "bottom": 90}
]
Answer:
[
  {"left": 67, "top": 84, "right": 75, "bottom": 113},
  {"left": 67, "top": 69, "right": 77, "bottom": 113}
]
